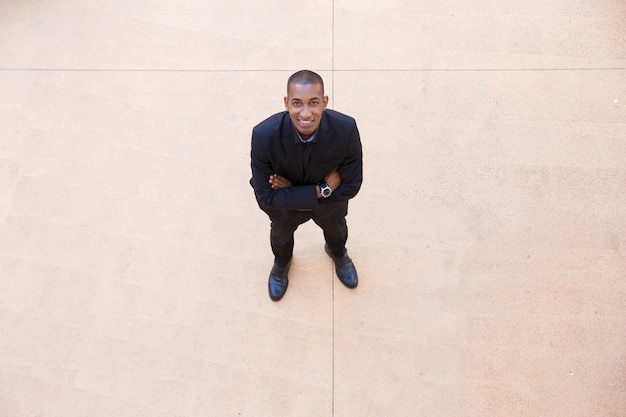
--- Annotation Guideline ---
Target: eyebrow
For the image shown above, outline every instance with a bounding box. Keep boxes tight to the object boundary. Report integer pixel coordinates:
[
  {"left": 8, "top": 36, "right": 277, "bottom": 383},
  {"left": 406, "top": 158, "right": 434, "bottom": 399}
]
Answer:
[{"left": 291, "top": 97, "right": 321, "bottom": 102}]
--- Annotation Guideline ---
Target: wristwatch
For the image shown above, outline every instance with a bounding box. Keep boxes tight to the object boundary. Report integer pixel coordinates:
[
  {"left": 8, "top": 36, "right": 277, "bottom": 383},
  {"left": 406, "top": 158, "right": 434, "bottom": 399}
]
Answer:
[{"left": 319, "top": 182, "right": 332, "bottom": 198}]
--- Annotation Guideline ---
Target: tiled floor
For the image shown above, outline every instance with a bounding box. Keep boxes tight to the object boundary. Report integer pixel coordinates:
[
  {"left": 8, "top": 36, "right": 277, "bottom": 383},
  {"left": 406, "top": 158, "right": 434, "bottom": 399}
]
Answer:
[{"left": 1, "top": 1, "right": 625, "bottom": 416}]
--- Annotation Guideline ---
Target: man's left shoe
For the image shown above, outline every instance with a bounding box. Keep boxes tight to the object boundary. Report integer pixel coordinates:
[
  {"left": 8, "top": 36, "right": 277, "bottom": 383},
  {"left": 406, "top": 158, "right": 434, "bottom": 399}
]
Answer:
[{"left": 324, "top": 244, "right": 358, "bottom": 289}]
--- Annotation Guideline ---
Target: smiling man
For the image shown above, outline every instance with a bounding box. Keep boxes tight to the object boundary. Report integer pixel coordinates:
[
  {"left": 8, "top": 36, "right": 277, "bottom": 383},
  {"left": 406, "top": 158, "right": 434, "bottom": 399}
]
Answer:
[{"left": 250, "top": 70, "right": 363, "bottom": 301}]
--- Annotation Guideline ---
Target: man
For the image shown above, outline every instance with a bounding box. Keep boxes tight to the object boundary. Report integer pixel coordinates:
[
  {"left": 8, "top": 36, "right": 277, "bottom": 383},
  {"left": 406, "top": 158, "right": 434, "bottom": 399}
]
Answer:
[{"left": 250, "top": 70, "right": 363, "bottom": 301}]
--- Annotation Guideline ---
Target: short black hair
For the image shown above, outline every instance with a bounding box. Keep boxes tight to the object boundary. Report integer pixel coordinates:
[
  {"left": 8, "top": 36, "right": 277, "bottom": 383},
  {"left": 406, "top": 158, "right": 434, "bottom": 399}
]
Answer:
[{"left": 287, "top": 70, "right": 325, "bottom": 96}]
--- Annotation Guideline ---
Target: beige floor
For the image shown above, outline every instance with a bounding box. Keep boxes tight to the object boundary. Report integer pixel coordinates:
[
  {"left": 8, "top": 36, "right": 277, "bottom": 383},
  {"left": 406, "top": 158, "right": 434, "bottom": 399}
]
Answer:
[{"left": 1, "top": 1, "right": 625, "bottom": 416}]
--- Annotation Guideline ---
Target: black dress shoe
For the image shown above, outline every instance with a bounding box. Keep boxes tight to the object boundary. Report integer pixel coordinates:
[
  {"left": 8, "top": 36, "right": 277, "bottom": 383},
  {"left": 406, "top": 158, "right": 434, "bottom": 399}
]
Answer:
[
  {"left": 268, "top": 260, "right": 291, "bottom": 301},
  {"left": 325, "top": 245, "right": 358, "bottom": 288}
]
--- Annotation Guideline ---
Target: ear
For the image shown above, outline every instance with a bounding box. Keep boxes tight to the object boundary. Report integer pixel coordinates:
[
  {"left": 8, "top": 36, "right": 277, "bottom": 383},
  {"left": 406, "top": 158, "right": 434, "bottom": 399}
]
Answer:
[
  {"left": 322, "top": 95, "right": 329, "bottom": 110},
  {"left": 284, "top": 96, "right": 289, "bottom": 110}
]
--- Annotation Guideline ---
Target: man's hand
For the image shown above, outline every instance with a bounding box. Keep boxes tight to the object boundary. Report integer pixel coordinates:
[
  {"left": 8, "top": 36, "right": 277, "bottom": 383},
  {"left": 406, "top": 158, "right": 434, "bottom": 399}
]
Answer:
[
  {"left": 269, "top": 174, "right": 292, "bottom": 190},
  {"left": 316, "top": 168, "right": 342, "bottom": 198},
  {"left": 324, "top": 168, "right": 342, "bottom": 191}
]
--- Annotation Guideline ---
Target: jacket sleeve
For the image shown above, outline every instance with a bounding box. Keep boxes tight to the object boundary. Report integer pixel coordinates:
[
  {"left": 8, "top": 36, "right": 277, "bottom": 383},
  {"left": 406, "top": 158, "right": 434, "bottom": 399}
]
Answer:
[
  {"left": 250, "top": 130, "right": 319, "bottom": 211},
  {"left": 329, "top": 123, "right": 363, "bottom": 201}
]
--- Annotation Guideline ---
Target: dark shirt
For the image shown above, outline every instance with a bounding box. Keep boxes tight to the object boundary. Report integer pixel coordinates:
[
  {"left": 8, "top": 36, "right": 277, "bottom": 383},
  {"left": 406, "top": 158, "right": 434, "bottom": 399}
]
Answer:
[{"left": 293, "top": 126, "right": 317, "bottom": 177}]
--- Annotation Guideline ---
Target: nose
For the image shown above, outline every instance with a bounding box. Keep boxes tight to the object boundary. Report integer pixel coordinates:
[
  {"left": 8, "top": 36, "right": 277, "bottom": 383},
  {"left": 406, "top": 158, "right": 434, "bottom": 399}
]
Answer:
[{"left": 300, "top": 105, "right": 311, "bottom": 118}]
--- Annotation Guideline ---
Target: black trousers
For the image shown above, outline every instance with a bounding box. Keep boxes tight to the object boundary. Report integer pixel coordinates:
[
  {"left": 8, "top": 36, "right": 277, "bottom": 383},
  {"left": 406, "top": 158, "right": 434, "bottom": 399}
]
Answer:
[{"left": 268, "top": 201, "right": 349, "bottom": 267}]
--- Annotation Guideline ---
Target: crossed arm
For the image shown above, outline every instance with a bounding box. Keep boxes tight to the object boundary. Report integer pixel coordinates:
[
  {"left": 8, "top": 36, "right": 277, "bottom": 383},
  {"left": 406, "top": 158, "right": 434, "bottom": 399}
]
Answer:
[{"left": 269, "top": 168, "right": 342, "bottom": 198}]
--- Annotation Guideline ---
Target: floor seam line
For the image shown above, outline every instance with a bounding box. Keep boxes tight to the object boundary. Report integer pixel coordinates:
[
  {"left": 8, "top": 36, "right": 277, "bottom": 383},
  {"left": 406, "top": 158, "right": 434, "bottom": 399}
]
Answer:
[
  {"left": 332, "top": 264, "right": 335, "bottom": 417},
  {"left": 331, "top": 2, "right": 336, "bottom": 415},
  {"left": 1, "top": 67, "right": 625, "bottom": 73}
]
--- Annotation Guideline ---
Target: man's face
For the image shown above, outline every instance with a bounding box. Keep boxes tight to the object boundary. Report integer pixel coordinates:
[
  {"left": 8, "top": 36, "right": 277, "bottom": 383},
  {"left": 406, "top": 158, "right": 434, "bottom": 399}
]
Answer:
[{"left": 284, "top": 83, "right": 328, "bottom": 140}]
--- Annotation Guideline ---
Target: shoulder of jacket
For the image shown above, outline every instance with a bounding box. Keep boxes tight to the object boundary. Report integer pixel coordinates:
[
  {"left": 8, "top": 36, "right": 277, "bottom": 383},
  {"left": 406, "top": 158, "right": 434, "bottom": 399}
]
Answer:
[{"left": 254, "top": 111, "right": 288, "bottom": 133}]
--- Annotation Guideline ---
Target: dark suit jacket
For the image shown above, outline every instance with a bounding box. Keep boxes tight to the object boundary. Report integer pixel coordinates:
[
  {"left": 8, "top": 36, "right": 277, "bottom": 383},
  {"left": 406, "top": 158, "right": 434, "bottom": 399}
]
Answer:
[{"left": 250, "top": 109, "right": 363, "bottom": 217}]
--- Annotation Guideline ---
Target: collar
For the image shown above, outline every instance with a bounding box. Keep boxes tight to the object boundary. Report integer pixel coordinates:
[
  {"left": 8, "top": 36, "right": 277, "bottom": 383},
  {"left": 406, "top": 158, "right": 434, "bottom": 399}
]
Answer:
[
  {"left": 293, "top": 127, "right": 319, "bottom": 143},
  {"left": 292, "top": 124, "right": 317, "bottom": 144}
]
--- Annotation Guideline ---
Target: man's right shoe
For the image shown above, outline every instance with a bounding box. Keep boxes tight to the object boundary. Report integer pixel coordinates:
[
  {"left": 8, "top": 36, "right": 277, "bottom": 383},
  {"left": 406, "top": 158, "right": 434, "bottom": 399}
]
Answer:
[{"left": 268, "top": 260, "right": 291, "bottom": 302}]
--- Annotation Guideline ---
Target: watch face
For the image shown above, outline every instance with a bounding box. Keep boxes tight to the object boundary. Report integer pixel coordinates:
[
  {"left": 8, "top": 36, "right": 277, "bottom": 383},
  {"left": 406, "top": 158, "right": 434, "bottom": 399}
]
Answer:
[{"left": 322, "top": 186, "right": 331, "bottom": 197}]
